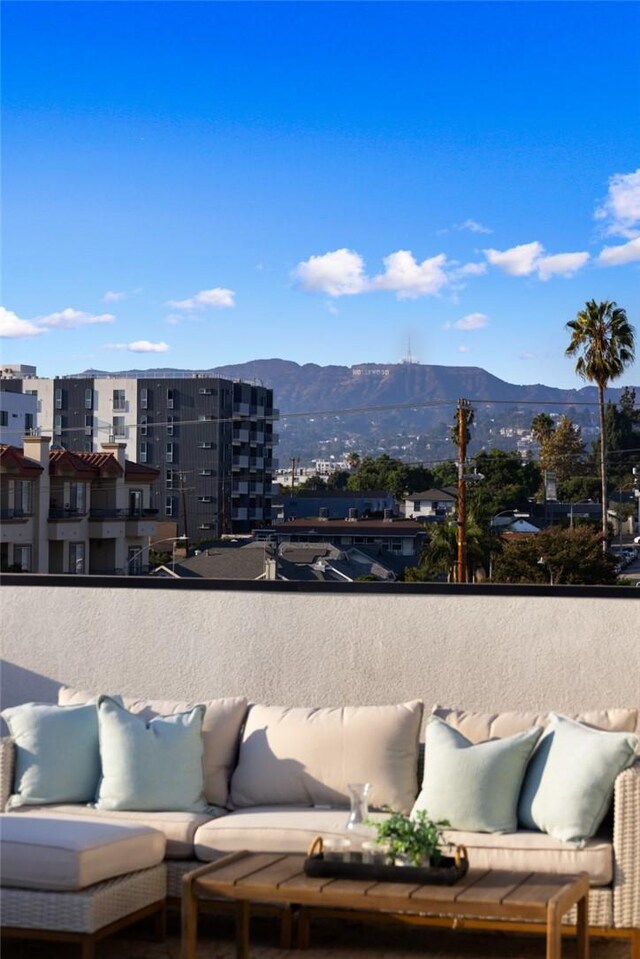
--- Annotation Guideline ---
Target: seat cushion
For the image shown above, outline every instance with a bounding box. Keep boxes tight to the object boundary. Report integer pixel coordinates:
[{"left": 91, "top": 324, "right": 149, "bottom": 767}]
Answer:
[
  {"left": 59, "top": 687, "right": 248, "bottom": 808},
  {"left": 0, "top": 814, "right": 165, "bottom": 891},
  {"left": 194, "top": 806, "right": 388, "bottom": 860},
  {"left": 442, "top": 828, "right": 613, "bottom": 886},
  {"left": 8, "top": 804, "right": 222, "bottom": 859},
  {"left": 229, "top": 701, "right": 423, "bottom": 813}
]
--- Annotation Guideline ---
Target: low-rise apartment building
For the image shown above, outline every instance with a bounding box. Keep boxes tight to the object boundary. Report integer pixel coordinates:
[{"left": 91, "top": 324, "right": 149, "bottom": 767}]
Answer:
[{"left": 1, "top": 436, "right": 160, "bottom": 574}]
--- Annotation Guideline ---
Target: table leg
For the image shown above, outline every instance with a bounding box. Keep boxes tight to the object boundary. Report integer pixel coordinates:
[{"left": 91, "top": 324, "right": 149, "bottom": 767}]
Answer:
[
  {"left": 576, "top": 894, "right": 589, "bottom": 959},
  {"left": 546, "top": 904, "right": 561, "bottom": 959},
  {"left": 236, "top": 900, "right": 250, "bottom": 959},
  {"left": 279, "top": 905, "right": 293, "bottom": 949},
  {"left": 181, "top": 884, "right": 198, "bottom": 959},
  {"left": 298, "top": 907, "right": 310, "bottom": 950}
]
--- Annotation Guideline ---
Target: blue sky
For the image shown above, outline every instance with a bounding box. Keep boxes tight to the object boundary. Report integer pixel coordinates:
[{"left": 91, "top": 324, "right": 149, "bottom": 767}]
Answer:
[{"left": 2, "top": 1, "right": 639, "bottom": 389}]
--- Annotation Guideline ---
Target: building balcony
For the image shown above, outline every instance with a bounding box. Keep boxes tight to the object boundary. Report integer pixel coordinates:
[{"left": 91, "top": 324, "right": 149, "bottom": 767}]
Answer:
[
  {"left": 232, "top": 482, "right": 249, "bottom": 496},
  {"left": 232, "top": 507, "right": 248, "bottom": 521},
  {"left": 232, "top": 455, "right": 250, "bottom": 470},
  {"left": 232, "top": 402, "right": 251, "bottom": 417},
  {"left": 48, "top": 508, "right": 88, "bottom": 521},
  {"left": 0, "top": 508, "right": 33, "bottom": 522},
  {"left": 232, "top": 429, "right": 250, "bottom": 444}
]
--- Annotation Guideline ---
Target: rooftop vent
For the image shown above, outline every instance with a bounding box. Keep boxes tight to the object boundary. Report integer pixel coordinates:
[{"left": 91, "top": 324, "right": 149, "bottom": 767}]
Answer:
[
  {"left": 383, "top": 508, "right": 393, "bottom": 522},
  {"left": 348, "top": 508, "right": 358, "bottom": 521},
  {"left": 319, "top": 507, "right": 329, "bottom": 520}
]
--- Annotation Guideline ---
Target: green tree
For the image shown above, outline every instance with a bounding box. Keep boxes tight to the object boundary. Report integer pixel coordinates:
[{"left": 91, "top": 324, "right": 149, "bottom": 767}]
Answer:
[
  {"left": 466, "top": 449, "right": 540, "bottom": 522},
  {"left": 492, "top": 526, "right": 617, "bottom": 585},
  {"left": 347, "top": 454, "right": 433, "bottom": 500},
  {"left": 404, "top": 517, "right": 487, "bottom": 582},
  {"left": 325, "top": 469, "right": 350, "bottom": 490},
  {"left": 566, "top": 300, "right": 635, "bottom": 549},
  {"left": 531, "top": 412, "right": 555, "bottom": 447},
  {"left": 539, "top": 416, "right": 586, "bottom": 489}
]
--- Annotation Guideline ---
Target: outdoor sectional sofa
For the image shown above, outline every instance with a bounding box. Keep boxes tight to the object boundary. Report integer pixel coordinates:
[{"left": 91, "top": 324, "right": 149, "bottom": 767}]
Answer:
[{"left": 1, "top": 689, "right": 638, "bottom": 954}]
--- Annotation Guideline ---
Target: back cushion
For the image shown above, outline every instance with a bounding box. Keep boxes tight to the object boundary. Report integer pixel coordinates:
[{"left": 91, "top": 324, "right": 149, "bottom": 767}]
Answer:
[
  {"left": 229, "top": 701, "right": 423, "bottom": 813},
  {"left": 432, "top": 706, "right": 638, "bottom": 741},
  {"left": 59, "top": 687, "right": 248, "bottom": 808}
]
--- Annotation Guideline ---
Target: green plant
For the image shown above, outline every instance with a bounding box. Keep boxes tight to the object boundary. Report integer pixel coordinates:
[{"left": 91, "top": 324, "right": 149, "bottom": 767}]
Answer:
[{"left": 367, "top": 810, "right": 450, "bottom": 867}]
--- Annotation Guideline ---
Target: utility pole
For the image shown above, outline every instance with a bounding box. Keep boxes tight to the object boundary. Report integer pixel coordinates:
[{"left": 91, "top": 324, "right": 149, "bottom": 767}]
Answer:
[
  {"left": 176, "top": 470, "right": 190, "bottom": 553},
  {"left": 456, "top": 398, "right": 472, "bottom": 584},
  {"left": 290, "top": 457, "right": 298, "bottom": 491}
]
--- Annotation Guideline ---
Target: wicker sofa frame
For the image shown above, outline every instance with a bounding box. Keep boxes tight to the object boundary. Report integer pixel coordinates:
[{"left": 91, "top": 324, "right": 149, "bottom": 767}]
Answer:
[{"left": 1, "top": 737, "right": 638, "bottom": 957}]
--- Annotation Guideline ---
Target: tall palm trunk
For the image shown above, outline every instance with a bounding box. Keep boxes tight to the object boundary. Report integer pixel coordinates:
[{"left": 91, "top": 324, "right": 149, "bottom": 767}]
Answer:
[{"left": 598, "top": 382, "right": 608, "bottom": 553}]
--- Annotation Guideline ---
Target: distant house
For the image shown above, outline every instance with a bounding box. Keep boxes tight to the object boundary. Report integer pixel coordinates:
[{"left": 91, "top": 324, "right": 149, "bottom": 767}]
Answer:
[
  {"left": 255, "top": 517, "right": 425, "bottom": 557},
  {"left": 405, "top": 487, "right": 457, "bottom": 520},
  {"left": 1, "top": 435, "right": 159, "bottom": 574},
  {"left": 273, "top": 489, "right": 396, "bottom": 522}
]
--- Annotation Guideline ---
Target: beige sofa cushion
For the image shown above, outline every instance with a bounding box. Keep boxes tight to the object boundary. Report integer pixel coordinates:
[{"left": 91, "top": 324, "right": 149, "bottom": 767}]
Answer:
[
  {"left": 193, "top": 807, "right": 612, "bottom": 886},
  {"left": 9, "top": 804, "right": 222, "bottom": 859},
  {"left": 229, "top": 701, "right": 423, "bottom": 812},
  {"left": 59, "top": 686, "right": 248, "bottom": 807},
  {"left": 0, "top": 814, "right": 165, "bottom": 891},
  {"left": 442, "top": 828, "right": 613, "bottom": 886},
  {"left": 433, "top": 706, "right": 638, "bottom": 741},
  {"left": 194, "top": 806, "right": 386, "bottom": 860}
]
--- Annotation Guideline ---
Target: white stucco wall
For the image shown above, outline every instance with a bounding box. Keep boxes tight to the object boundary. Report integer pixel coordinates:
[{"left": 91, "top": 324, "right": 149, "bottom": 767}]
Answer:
[{"left": 2, "top": 584, "right": 639, "bottom": 719}]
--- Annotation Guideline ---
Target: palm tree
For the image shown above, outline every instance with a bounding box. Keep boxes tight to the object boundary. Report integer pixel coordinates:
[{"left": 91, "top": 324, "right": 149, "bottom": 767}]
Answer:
[{"left": 565, "top": 300, "right": 635, "bottom": 550}]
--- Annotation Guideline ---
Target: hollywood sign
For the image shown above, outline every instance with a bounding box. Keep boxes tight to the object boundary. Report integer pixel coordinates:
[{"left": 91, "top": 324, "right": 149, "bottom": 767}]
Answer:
[{"left": 352, "top": 367, "right": 391, "bottom": 377}]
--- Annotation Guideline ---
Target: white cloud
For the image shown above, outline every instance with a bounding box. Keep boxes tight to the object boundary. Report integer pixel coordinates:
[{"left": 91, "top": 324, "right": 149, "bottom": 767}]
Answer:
[
  {"left": 325, "top": 300, "right": 339, "bottom": 316},
  {"left": 129, "top": 340, "right": 169, "bottom": 353},
  {"left": 484, "top": 242, "right": 589, "bottom": 280},
  {"left": 537, "top": 251, "right": 590, "bottom": 280},
  {"left": 165, "top": 313, "right": 182, "bottom": 326},
  {"left": 0, "top": 306, "right": 46, "bottom": 338},
  {"left": 103, "top": 290, "right": 127, "bottom": 303},
  {"left": 598, "top": 237, "right": 640, "bottom": 267},
  {"left": 595, "top": 169, "right": 640, "bottom": 239},
  {"left": 456, "top": 261, "right": 487, "bottom": 277},
  {"left": 453, "top": 312, "right": 489, "bottom": 331},
  {"left": 484, "top": 241, "right": 544, "bottom": 276},
  {"left": 293, "top": 249, "right": 368, "bottom": 296},
  {"left": 457, "top": 345, "right": 470, "bottom": 353},
  {"left": 104, "top": 341, "right": 169, "bottom": 353},
  {"left": 38, "top": 308, "right": 115, "bottom": 329},
  {"left": 371, "top": 250, "right": 449, "bottom": 299},
  {"left": 455, "top": 219, "right": 492, "bottom": 234},
  {"left": 167, "top": 287, "right": 235, "bottom": 310}
]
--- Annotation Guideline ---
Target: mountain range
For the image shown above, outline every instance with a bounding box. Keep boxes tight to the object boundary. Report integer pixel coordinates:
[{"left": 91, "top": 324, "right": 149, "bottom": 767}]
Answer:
[{"left": 79, "top": 360, "right": 638, "bottom": 463}]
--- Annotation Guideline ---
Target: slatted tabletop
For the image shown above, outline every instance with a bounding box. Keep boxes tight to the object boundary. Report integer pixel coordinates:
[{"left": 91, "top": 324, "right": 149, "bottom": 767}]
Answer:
[{"left": 182, "top": 851, "right": 590, "bottom": 959}]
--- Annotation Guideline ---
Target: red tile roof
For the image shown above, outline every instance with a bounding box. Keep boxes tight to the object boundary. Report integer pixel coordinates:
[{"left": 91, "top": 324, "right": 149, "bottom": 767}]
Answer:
[
  {"left": 0, "top": 445, "right": 44, "bottom": 477},
  {"left": 49, "top": 448, "right": 102, "bottom": 478},
  {"left": 125, "top": 460, "right": 160, "bottom": 481}
]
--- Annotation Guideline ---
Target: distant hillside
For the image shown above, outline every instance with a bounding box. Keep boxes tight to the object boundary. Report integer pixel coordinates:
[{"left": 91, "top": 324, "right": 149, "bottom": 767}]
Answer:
[{"left": 77, "top": 360, "right": 639, "bottom": 462}]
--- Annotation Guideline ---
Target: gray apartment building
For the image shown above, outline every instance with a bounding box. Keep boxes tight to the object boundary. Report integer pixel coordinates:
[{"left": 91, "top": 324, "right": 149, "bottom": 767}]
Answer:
[{"left": 4, "top": 372, "right": 278, "bottom": 541}]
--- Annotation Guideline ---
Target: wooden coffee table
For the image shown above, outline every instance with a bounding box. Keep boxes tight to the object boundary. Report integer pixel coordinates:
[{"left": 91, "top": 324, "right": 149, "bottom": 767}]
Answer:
[{"left": 181, "top": 850, "right": 589, "bottom": 959}]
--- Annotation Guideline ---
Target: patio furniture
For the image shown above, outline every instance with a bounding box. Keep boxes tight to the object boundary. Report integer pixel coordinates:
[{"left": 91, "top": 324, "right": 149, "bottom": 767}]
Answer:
[
  {"left": 0, "top": 815, "right": 167, "bottom": 959},
  {"left": 181, "top": 850, "right": 590, "bottom": 959}
]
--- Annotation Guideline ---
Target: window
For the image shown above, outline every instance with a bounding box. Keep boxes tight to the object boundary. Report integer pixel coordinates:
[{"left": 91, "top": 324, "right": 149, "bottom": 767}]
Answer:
[
  {"left": 112, "top": 389, "right": 126, "bottom": 411},
  {"left": 0, "top": 411, "right": 7, "bottom": 427},
  {"left": 140, "top": 388, "right": 148, "bottom": 410},
  {"left": 84, "top": 388, "right": 93, "bottom": 410},
  {"left": 54, "top": 387, "right": 63, "bottom": 409},
  {"left": 69, "top": 482, "right": 87, "bottom": 513},
  {"left": 69, "top": 542, "right": 86, "bottom": 574},
  {"left": 84, "top": 413, "right": 93, "bottom": 436},
  {"left": 165, "top": 496, "right": 174, "bottom": 516},
  {"left": 166, "top": 442, "right": 174, "bottom": 463},
  {"left": 139, "top": 442, "right": 147, "bottom": 463},
  {"left": 13, "top": 545, "right": 32, "bottom": 572},
  {"left": 167, "top": 415, "right": 174, "bottom": 436},
  {"left": 112, "top": 416, "right": 126, "bottom": 437},
  {"left": 198, "top": 414, "right": 215, "bottom": 422},
  {"left": 128, "top": 546, "right": 143, "bottom": 575},
  {"left": 167, "top": 389, "right": 175, "bottom": 410},
  {"left": 15, "top": 480, "right": 33, "bottom": 515},
  {"left": 25, "top": 413, "right": 34, "bottom": 432},
  {"left": 140, "top": 415, "right": 148, "bottom": 436},
  {"left": 54, "top": 415, "right": 62, "bottom": 435},
  {"left": 198, "top": 441, "right": 213, "bottom": 449},
  {"left": 166, "top": 469, "right": 174, "bottom": 489},
  {"left": 199, "top": 469, "right": 213, "bottom": 476},
  {"left": 198, "top": 496, "right": 212, "bottom": 503},
  {"left": 129, "top": 489, "right": 143, "bottom": 516}
]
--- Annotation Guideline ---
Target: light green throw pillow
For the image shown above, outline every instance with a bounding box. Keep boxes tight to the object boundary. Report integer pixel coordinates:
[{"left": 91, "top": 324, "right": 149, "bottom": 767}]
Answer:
[
  {"left": 2, "top": 702, "right": 101, "bottom": 808},
  {"left": 95, "top": 696, "right": 207, "bottom": 812},
  {"left": 518, "top": 713, "right": 639, "bottom": 843},
  {"left": 412, "top": 715, "right": 542, "bottom": 832}
]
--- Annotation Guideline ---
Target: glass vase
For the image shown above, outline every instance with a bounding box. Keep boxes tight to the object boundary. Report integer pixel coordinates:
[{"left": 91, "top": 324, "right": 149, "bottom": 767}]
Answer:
[{"left": 345, "top": 782, "right": 372, "bottom": 833}]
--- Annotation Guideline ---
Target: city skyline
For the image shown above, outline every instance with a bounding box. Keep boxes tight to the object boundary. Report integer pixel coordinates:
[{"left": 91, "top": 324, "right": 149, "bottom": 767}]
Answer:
[{"left": 2, "top": 2, "right": 639, "bottom": 390}]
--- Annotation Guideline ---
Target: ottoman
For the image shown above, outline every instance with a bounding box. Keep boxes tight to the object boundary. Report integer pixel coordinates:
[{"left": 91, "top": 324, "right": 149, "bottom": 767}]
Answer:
[{"left": 0, "top": 814, "right": 167, "bottom": 959}]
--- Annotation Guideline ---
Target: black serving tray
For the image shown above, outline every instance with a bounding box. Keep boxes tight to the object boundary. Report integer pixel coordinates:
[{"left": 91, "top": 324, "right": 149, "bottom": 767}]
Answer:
[{"left": 303, "top": 852, "right": 468, "bottom": 886}]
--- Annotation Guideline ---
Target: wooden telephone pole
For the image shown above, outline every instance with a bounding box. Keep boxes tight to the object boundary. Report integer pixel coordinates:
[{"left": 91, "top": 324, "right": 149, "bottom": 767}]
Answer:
[{"left": 456, "top": 398, "right": 473, "bottom": 584}]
